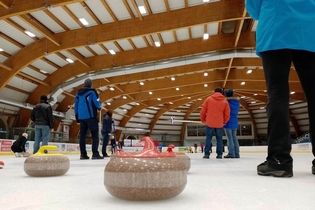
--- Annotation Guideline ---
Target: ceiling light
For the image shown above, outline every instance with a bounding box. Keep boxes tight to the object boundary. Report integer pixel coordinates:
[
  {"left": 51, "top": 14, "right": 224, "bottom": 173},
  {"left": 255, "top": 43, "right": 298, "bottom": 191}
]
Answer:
[
  {"left": 149, "top": 91, "right": 153, "bottom": 95},
  {"left": 139, "top": 81, "right": 144, "bottom": 85},
  {"left": 79, "top": 18, "right": 89, "bottom": 26},
  {"left": 138, "top": 5, "right": 146, "bottom": 14},
  {"left": 135, "top": 102, "right": 140, "bottom": 105},
  {"left": 251, "top": 101, "right": 256, "bottom": 104},
  {"left": 187, "top": 97, "right": 191, "bottom": 99},
  {"left": 171, "top": 76, "right": 175, "bottom": 81},
  {"left": 264, "top": 90, "right": 267, "bottom": 92},
  {"left": 109, "top": 49, "right": 116, "bottom": 55},
  {"left": 154, "top": 41, "right": 161, "bottom": 47},
  {"left": 24, "top": 30, "right": 36, "bottom": 38},
  {"left": 290, "top": 91, "right": 295, "bottom": 95},
  {"left": 109, "top": 87, "right": 115, "bottom": 91},
  {"left": 246, "top": 69, "right": 253, "bottom": 74},
  {"left": 289, "top": 102, "right": 295, "bottom": 105},
  {"left": 106, "top": 102, "right": 111, "bottom": 105},
  {"left": 204, "top": 84, "right": 208, "bottom": 87},
  {"left": 203, "top": 72, "right": 208, "bottom": 77},
  {"left": 169, "top": 102, "right": 173, "bottom": 104},
  {"left": 241, "top": 81, "right": 246, "bottom": 85},
  {"left": 40, "top": 69, "right": 48, "bottom": 74},
  {"left": 157, "top": 98, "right": 161, "bottom": 101},
  {"left": 198, "top": 98, "right": 202, "bottom": 101},
  {"left": 241, "top": 96, "right": 246, "bottom": 99},
  {"left": 260, "top": 107, "right": 265, "bottom": 110},
  {"left": 0, "top": 48, "right": 3, "bottom": 52},
  {"left": 66, "top": 58, "right": 74, "bottom": 63},
  {"left": 177, "top": 110, "right": 181, "bottom": 112},
  {"left": 176, "top": 87, "right": 180, "bottom": 91},
  {"left": 123, "top": 109, "right": 127, "bottom": 112},
  {"left": 122, "top": 95, "right": 127, "bottom": 99},
  {"left": 203, "top": 33, "right": 209, "bottom": 40},
  {"left": 203, "top": 0, "right": 210, "bottom": 2},
  {"left": 254, "top": 93, "right": 258, "bottom": 96}
]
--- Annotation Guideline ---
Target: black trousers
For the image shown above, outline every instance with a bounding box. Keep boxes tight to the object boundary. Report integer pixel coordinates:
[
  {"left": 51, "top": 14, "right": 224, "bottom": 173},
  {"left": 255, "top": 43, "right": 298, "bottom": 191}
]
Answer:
[
  {"left": 261, "top": 49, "right": 315, "bottom": 166},
  {"left": 79, "top": 119, "right": 99, "bottom": 155}
]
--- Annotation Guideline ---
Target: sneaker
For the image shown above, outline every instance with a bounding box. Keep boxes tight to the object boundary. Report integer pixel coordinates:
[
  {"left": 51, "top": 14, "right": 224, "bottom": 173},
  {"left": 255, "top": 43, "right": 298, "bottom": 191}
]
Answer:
[
  {"left": 257, "top": 161, "right": 293, "bottom": 177},
  {"left": 80, "top": 155, "right": 89, "bottom": 160},
  {"left": 216, "top": 155, "right": 222, "bottom": 159},
  {"left": 92, "top": 154, "right": 104, "bottom": 159},
  {"left": 203, "top": 155, "right": 209, "bottom": 159},
  {"left": 224, "top": 155, "right": 235, "bottom": 158}
]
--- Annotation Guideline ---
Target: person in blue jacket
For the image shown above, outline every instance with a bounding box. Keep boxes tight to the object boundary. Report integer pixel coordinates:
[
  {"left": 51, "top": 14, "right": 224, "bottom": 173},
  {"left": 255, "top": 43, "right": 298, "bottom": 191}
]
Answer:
[
  {"left": 246, "top": 0, "right": 315, "bottom": 177},
  {"left": 224, "top": 89, "right": 240, "bottom": 159},
  {"left": 74, "top": 78, "right": 103, "bottom": 160}
]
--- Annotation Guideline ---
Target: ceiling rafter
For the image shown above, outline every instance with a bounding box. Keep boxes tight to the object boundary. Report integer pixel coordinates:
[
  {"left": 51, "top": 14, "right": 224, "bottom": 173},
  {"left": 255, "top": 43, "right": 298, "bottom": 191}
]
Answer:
[
  {"left": 85, "top": 46, "right": 98, "bottom": 56},
  {"left": 81, "top": 1, "right": 102, "bottom": 25},
  {"left": 130, "top": 0, "right": 143, "bottom": 20},
  {"left": 17, "top": 71, "right": 48, "bottom": 86},
  {"left": 62, "top": 5, "right": 84, "bottom": 27},
  {"left": 163, "top": 0, "right": 170, "bottom": 12},
  {"left": 100, "top": 0, "right": 118, "bottom": 22},
  {"left": 0, "top": 32, "right": 24, "bottom": 48},
  {"left": 67, "top": 49, "right": 90, "bottom": 67},
  {"left": 6, "top": 84, "right": 31, "bottom": 95},
  {"left": 127, "top": 38, "right": 137, "bottom": 49},
  {"left": 143, "top": 0, "right": 152, "bottom": 15},
  {"left": 0, "top": 0, "right": 10, "bottom": 9},
  {"left": 44, "top": 9, "right": 69, "bottom": 31},
  {"left": 122, "top": 0, "right": 135, "bottom": 19},
  {"left": 20, "top": 14, "right": 60, "bottom": 46}
]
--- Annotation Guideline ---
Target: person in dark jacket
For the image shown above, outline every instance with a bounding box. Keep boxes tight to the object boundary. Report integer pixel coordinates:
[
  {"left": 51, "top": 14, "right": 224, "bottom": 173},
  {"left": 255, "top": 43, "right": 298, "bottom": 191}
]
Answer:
[
  {"left": 31, "top": 95, "right": 53, "bottom": 154},
  {"left": 224, "top": 89, "right": 240, "bottom": 158},
  {"left": 246, "top": 0, "right": 315, "bottom": 177},
  {"left": 11, "top": 133, "right": 29, "bottom": 157},
  {"left": 74, "top": 78, "right": 103, "bottom": 160},
  {"left": 101, "top": 110, "right": 114, "bottom": 157}
]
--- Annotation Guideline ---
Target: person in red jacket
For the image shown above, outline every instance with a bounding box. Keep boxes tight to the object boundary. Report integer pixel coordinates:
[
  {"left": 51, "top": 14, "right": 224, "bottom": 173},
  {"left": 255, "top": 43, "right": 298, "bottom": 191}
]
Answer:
[{"left": 200, "top": 88, "right": 230, "bottom": 159}]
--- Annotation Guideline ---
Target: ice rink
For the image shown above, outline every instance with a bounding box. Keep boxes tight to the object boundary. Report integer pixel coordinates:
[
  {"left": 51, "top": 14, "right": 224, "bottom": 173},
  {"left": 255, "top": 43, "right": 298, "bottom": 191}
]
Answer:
[{"left": 1, "top": 148, "right": 315, "bottom": 210}]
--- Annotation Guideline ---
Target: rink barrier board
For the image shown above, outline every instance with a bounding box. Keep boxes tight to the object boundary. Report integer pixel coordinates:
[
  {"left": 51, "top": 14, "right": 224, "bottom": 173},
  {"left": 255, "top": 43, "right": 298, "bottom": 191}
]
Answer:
[{"left": 0, "top": 139, "right": 312, "bottom": 156}]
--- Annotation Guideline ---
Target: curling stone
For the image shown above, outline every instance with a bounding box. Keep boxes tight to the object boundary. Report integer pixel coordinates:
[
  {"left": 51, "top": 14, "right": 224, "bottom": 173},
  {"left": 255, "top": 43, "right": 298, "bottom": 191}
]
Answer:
[
  {"left": 0, "top": 160, "right": 4, "bottom": 169},
  {"left": 24, "top": 145, "right": 70, "bottom": 177},
  {"left": 104, "top": 137, "right": 187, "bottom": 201}
]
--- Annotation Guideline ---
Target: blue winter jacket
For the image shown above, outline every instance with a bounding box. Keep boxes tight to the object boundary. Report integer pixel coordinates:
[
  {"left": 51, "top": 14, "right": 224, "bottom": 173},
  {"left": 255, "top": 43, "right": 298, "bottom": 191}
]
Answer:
[
  {"left": 245, "top": 0, "right": 315, "bottom": 54},
  {"left": 224, "top": 98, "right": 240, "bottom": 129},
  {"left": 74, "top": 88, "right": 101, "bottom": 120}
]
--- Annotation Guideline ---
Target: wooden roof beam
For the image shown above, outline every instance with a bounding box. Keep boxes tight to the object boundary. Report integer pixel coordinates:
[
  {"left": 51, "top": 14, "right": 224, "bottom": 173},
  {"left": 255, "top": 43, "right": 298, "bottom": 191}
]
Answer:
[
  {"left": 20, "top": 14, "right": 60, "bottom": 46},
  {"left": 0, "top": 0, "right": 10, "bottom": 9}
]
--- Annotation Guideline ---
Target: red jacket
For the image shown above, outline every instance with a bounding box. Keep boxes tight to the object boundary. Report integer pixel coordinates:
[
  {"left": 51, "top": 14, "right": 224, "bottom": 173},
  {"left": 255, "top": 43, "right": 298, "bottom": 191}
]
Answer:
[{"left": 200, "top": 92, "right": 230, "bottom": 128}]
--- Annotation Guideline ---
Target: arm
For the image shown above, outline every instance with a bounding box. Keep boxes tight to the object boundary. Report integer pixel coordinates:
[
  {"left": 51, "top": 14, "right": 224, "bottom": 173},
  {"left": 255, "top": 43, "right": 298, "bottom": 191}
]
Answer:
[
  {"left": 74, "top": 96, "right": 79, "bottom": 121},
  {"left": 92, "top": 90, "right": 101, "bottom": 110},
  {"left": 200, "top": 101, "right": 207, "bottom": 123},
  {"left": 223, "top": 102, "right": 231, "bottom": 124},
  {"left": 245, "top": 0, "right": 263, "bottom": 20},
  {"left": 47, "top": 105, "right": 53, "bottom": 129}
]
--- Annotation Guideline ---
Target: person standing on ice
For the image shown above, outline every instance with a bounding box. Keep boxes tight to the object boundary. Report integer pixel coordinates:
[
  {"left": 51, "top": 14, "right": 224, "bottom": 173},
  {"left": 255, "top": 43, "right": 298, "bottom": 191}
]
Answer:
[{"left": 246, "top": 0, "right": 315, "bottom": 177}]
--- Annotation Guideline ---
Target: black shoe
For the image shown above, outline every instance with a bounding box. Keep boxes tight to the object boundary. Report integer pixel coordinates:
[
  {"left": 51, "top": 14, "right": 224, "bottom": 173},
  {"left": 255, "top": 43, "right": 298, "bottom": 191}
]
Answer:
[
  {"left": 203, "top": 155, "right": 209, "bottom": 159},
  {"left": 92, "top": 154, "right": 104, "bottom": 159},
  {"left": 312, "top": 166, "right": 315, "bottom": 175},
  {"left": 224, "top": 155, "right": 235, "bottom": 158},
  {"left": 216, "top": 155, "right": 222, "bottom": 159},
  {"left": 257, "top": 161, "right": 293, "bottom": 177},
  {"left": 103, "top": 153, "right": 110, "bottom": 157},
  {"left": 80, "top": 155, "right": 89, "bottom": 160}
]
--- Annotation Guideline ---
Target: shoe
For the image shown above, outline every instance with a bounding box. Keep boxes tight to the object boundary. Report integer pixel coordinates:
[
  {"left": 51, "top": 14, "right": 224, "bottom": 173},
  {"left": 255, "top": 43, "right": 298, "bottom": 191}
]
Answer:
[
  {"left": 224, "top": 155, "right": 235, "bottom": 158},
  {"left": 216, "top": 155, "right": 222, "bottom": 159},
  {"left": 80, "top": 155, "right": 89, "bottom": 160},
  {"left": 92, "top": 154, "right": 104, "bottom": 159},
  {"left": 312, "top": 166, "right": 315, "bottom": 175},
  {"left": 257, "top": 161, "right": 293, "bottom": 177},
  {"left": 103, "top": 154, "right": 110, "bottom": 157},
  {"left": 203, "top": 155, "right": 209, "bottom": 159}
]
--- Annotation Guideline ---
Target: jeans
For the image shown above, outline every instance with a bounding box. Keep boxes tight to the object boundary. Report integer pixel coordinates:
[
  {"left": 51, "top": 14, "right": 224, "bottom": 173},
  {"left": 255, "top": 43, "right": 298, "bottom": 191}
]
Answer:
[
  {"left": 204, "top": 127, "right": 224, "bottom": 156},
  {"left": 102, "top": 132, "right": 110, "bottom": 156},
  {"left": 225, "top": 128, "right": 240, "bottom": 158},
  {"left": 33, "top": 125, "right": 50, "bottom": 154},
  {"left": 261, "top": 49, "right": 315, "bottom": 166},
  {"left": 79, "top": 119, "right": 100, "bottom": 156}
]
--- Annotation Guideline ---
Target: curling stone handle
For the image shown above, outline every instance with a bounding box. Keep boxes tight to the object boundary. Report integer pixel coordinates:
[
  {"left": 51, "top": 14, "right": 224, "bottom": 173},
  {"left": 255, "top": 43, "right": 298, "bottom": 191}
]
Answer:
[{"left": 37, "top": 145, "right": 58, "bottom": 155}]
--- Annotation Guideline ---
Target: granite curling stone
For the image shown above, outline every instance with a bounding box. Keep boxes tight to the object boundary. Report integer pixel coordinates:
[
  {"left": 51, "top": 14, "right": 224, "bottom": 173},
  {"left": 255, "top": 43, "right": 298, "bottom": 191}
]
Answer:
[
  {"left": 24, "top": 145, "right": 70, "bottom": 177},
  {"left": 104, "top": 137, "right": 187, "bottom": 201}
]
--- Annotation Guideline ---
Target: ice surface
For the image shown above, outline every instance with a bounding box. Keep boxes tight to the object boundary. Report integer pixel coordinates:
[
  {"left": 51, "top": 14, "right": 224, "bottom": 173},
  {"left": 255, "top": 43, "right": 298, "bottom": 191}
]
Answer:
[{"left": 1, "top": 149, "right": 315, "bottom": 210}]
